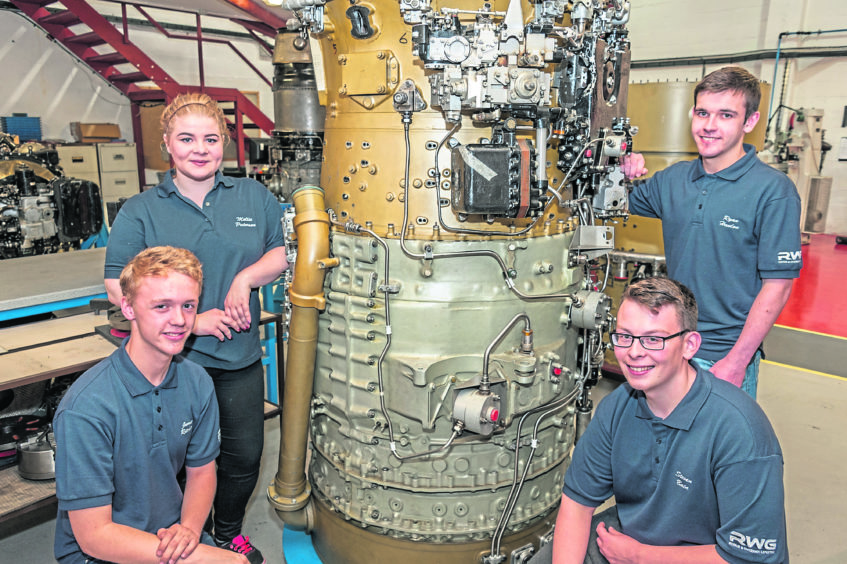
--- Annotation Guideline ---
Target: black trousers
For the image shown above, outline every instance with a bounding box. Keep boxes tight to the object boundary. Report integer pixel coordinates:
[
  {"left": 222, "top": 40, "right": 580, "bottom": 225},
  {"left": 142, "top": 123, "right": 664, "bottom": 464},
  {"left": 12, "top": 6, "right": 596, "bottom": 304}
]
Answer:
[{"left": 205, "top": 360, "right": 266, "bottom": 544}]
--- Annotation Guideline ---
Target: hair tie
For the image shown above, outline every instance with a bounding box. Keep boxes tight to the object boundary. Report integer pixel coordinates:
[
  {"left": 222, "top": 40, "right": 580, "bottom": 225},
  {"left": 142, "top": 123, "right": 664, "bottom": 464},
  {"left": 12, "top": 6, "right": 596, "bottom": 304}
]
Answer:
[
  {"left": 165, "top": 102, "right": 211, "bottom": 127},
  {"left": 173, "top": 102, "right": 209, "bottom": 114}
]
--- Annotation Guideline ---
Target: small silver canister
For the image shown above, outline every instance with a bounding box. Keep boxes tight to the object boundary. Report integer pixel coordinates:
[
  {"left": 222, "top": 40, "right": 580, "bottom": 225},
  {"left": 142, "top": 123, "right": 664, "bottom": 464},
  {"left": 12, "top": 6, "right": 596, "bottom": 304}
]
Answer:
[{"left": 17, "top": 439, "right": 55, "bottom": 480}]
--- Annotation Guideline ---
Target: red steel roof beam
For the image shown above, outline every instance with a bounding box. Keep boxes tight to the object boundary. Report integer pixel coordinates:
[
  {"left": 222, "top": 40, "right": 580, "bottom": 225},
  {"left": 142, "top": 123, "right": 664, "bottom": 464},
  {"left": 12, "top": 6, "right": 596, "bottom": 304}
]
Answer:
[
  {"left": 221, "top": 0, "right": 288, "bottom": 31},
  {"left": 131, "top": 4, "right": 271, "bottom": 88}
]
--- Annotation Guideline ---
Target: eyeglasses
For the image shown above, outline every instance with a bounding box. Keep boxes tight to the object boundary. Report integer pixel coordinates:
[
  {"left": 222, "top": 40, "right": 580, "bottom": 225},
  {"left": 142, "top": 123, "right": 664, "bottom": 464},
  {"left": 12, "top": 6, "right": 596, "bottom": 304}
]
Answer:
[{"left": 609, "top": 330, "right": 689, "bottom": 351}]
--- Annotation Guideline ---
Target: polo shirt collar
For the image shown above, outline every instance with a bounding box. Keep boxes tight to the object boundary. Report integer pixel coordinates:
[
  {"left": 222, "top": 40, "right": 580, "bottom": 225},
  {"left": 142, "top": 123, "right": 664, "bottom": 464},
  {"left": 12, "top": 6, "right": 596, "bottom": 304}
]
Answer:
[
  {"left": 113, "top": 340, "right": 180, "bottom": 397},
  {"left": 634, "top": 363, "right": 711, "bottom": 430},
  {"left": 689, "top": 143, "right": 757, "bottom": 182},
  {"left": 155, "top": 170, "right": 234, "bottom": 197}
]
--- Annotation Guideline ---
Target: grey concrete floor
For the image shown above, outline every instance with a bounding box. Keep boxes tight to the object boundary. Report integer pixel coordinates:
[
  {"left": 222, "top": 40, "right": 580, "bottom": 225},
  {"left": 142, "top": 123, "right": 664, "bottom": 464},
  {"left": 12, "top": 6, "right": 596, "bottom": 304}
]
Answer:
[{"left": 2, "top": 361, "right": 845, "bottom": 563}]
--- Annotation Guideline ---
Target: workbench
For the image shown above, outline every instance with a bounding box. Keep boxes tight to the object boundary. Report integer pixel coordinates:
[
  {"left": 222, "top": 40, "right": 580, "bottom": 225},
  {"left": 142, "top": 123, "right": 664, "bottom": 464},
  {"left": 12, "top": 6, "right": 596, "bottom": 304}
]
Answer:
[{"left": 0, "top": 248, "right": 108, "bottom": 323}]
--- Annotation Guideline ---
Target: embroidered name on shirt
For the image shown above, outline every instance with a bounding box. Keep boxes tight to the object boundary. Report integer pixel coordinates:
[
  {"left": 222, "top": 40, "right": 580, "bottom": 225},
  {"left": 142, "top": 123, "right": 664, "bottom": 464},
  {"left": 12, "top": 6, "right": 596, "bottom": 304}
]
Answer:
[
  {"left": 674, "top": 470, "right": 692, "bottom": 490},
  {"left": 235, "top": 216, "right": 256, "bottom": 228},
  {"left": 719, "top": 215, "right": 740, "bottom": 230},
  {"left": 181, "top": 420, "right": 194, "bottom": 435}
]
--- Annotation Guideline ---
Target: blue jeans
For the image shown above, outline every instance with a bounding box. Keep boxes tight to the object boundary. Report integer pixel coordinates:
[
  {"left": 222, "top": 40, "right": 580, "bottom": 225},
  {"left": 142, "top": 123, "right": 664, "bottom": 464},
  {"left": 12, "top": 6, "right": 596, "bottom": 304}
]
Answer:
[
  {"left": 692, "top": 349, "right": 762, "bottom": 399},
  {"left": 205, "top": 360, "right": 266, "bottom": 544}
]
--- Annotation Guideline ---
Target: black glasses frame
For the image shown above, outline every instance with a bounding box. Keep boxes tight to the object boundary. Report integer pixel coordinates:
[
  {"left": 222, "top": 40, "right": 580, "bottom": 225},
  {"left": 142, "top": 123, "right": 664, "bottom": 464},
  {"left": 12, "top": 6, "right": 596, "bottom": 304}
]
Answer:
[{"left": 609, "top": 330, "right": 689, "bottom": 351}]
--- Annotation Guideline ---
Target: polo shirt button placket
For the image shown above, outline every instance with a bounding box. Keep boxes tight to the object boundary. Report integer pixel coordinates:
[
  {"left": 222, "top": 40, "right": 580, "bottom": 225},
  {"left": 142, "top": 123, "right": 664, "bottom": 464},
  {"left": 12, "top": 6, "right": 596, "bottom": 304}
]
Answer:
[
  {"left": 652, "top": 424, "right": 670, "bottom": 476},
  {"left": 153, "top": 389, "right": 164, "bottom": 441}
]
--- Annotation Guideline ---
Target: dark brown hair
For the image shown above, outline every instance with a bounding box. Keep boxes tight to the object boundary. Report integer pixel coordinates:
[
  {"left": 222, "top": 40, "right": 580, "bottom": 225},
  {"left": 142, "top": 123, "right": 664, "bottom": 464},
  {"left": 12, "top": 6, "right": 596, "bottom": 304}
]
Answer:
[
  {"left": 621, "top": 277, "right": 698, "bottom": 332},
  {"left": 694, "top": 66, "right": 761, "bottom": 120}
]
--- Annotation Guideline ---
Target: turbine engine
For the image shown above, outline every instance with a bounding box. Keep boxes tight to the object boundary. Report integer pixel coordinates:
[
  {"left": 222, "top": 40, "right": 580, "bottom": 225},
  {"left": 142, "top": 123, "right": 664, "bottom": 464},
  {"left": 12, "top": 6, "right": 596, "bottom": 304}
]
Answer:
[{"left": 263, "top": 1, "right": 633, "bottom": 562}]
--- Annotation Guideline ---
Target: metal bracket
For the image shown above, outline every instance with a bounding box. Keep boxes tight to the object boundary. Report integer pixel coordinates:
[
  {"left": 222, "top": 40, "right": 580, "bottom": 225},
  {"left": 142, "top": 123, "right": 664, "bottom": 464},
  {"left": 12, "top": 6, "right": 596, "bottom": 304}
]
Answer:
[
  {"left": 392, "top": 78, "right": 427, "bottom": 114},
  {"left": 378, "top": 282, "right": 401, "bottom": 294},
  {"left": 510, "top": 542, "right": 536, "bottom": 563},
  {"left": 567, "top": 225, "right": 614, "bottom": 266},
  {"left": 505, "top": 241, "right": 528, "bottom": 273},
  {"left": 367, "top": 272, "right": 378, "bottom": 297}
]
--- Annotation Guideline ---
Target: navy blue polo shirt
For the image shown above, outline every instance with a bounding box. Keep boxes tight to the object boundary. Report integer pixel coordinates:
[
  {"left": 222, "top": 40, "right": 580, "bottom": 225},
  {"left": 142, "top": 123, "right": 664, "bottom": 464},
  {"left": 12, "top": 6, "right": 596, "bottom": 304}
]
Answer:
[
  {"left": 563, "top": 366, "right": 787, "bottom": 563},
  {"left": 105, "top": 171, "right": 285, "bottom": 369},
  {"left": 628, "top": 145, "right": 802, "bottom": 361},
  {"left": 53, "top": 343, "right": 220, "bottom": 562}
]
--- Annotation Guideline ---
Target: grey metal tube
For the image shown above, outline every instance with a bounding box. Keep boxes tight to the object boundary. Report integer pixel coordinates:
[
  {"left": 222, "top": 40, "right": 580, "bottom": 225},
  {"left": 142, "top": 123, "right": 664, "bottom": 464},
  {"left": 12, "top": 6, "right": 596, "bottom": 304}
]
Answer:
[
  {"left": 608, "top": 249, "right": 665, "bottom": 265},
  {"left": 632, "top": 45, "right": 847, "bottom": 71},
  {"left": 768, "top": 29, "right": 847, "bottom": 128},
  {"left": 480, "top": 313, "right": 532, "bottom": 394}
]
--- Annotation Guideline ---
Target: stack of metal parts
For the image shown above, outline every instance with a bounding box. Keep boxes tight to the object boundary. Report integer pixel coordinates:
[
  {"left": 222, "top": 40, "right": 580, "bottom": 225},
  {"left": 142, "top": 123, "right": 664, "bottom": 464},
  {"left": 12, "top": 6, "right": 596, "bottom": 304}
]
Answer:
[{"left": 0, "top": 134, "right": 102, "bottom": 259}]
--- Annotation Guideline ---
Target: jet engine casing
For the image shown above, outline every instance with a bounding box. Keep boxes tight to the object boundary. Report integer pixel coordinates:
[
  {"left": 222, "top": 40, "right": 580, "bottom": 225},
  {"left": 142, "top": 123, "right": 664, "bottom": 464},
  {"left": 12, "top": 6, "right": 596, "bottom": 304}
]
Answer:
[{"left": 267, "top": 1, "right": 631, "bottom": 562}]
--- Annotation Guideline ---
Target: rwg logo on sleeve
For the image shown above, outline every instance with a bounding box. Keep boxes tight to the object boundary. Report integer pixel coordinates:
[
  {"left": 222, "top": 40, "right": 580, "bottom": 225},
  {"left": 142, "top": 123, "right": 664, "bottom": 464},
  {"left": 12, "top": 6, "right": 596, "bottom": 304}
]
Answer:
[
  {"left": 777, "top": 250, "right": 801, "bottom": 264},
  {"left": 728, "top": 530, "right": 777, "bottom": 554}
]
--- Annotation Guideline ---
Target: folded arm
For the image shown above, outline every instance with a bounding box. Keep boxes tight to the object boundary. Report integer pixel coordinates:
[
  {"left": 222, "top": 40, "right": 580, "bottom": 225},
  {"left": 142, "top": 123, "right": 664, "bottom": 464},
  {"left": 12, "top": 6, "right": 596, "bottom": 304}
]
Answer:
[
  {"left": 69, "top": 503, "right": 247, "bottom": 564},
  {"left": 224, "top": 246, "right": 288, "bottom": 330},
  {"left": 594, "top": 523, "right": 726, "bottom": 564},
  {"left": 153, "top": 461, "right": 217, "bottom": 563},
  {"left": 552, "top": 494, "right": 727, "bottom": 564}
]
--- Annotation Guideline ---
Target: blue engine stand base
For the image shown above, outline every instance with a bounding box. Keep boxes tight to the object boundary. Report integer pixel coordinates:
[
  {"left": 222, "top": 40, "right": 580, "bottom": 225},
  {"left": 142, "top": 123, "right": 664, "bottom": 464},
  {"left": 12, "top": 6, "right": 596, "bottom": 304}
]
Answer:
[{"left": 282, "top": 524, "right": 322, "bottom": 563}]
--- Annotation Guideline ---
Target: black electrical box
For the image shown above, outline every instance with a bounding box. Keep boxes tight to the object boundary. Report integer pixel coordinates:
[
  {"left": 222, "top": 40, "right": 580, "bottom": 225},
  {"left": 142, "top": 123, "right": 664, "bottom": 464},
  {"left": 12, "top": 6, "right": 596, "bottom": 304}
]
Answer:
[{"left": 451, "top": 144, "right": 512, "bottom": 216}]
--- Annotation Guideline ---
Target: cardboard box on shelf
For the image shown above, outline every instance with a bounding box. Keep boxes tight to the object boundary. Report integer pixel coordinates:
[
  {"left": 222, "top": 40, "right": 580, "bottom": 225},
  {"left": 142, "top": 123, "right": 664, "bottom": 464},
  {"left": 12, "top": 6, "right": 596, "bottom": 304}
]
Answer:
[{"left": 70, "top": 122, "right": 121, "bottom": 143}]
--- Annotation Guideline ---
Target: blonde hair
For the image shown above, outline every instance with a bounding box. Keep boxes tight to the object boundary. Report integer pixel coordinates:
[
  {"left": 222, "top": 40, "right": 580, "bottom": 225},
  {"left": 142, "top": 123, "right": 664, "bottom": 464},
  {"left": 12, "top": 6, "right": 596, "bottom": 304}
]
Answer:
[
  {"left": 120, "top": 246, "right": 203, "bottom": 303},
  {"left": 160, "top": 92, "right": 230, "bottom": 141}
]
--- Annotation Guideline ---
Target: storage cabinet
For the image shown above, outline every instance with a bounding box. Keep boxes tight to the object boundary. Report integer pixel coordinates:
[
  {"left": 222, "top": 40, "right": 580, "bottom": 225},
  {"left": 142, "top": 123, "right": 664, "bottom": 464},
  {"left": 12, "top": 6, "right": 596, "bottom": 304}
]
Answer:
[
  {"left": 55, "top": 144, "right": 99, "bottom": 186},
  {"left": 97, "top": 142, "right": 139, "bottom": 201},
  {"left": 57, "top": 143, "right": 140, "bottom": 226}
]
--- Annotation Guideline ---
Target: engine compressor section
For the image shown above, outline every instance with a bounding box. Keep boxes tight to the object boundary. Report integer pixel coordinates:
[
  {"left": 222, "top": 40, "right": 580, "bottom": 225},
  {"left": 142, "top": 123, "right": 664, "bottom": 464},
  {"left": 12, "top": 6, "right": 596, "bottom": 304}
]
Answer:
[
  {"left": 264, "top": 29, "right": 327, "bottom": 202},
  {"left": 0, "top": 134, "right": 103, "bottom": 259},
  {"left": 263, "top": 0, "right": 633, "bottom": 562}
]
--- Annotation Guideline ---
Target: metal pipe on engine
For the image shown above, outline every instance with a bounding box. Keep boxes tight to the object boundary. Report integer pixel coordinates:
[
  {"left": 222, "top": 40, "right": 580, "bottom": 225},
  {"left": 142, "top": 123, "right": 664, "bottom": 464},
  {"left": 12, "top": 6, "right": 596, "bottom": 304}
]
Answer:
[
  {"left": 480, "top": 312, "right": 532, "bottom": 394},
  {"left": 608, "top": 249, "right": 666, "bottom": 268},
  {"left": 267, "top": 186, "right": 333, "bottom": 532}
]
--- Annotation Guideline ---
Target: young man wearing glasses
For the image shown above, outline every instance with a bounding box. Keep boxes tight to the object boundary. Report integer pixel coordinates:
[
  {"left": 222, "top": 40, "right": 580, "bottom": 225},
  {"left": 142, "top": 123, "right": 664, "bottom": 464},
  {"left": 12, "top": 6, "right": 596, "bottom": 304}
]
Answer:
[{"left": 551, "top": 277, "right": 786, "bottom": 564}]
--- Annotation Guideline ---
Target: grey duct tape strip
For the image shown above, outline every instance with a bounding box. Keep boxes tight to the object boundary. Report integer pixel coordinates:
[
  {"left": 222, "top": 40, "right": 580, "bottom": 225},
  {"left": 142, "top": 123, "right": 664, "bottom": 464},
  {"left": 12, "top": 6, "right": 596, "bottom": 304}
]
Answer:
[{"left": 458, "top": 146, "right": 498, "bottom": 182}]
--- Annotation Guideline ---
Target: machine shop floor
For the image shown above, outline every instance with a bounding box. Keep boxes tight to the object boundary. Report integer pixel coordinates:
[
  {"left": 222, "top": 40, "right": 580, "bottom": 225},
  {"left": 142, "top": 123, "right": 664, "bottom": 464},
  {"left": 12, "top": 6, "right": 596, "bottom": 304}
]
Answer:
[{"left": 1, "top": 361, "right": 845, "bottom": 563}]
